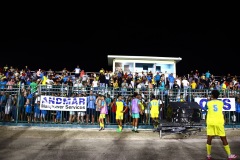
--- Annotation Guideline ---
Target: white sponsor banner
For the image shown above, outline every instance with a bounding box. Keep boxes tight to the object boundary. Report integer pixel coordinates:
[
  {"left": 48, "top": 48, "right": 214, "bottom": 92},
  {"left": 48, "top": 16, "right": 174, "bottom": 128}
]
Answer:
[
  {"left": 194, "top": 98, "right": 236, "bottom": 111},
  {"left": 40, "top": 95, "right": 87, "bottom": 111}
]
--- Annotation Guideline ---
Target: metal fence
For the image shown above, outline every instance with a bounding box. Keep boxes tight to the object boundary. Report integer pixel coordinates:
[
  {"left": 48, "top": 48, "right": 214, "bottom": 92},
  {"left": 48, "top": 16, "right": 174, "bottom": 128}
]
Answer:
[{"left": 0, "top": 85, "right": 239, "bottom": 127}]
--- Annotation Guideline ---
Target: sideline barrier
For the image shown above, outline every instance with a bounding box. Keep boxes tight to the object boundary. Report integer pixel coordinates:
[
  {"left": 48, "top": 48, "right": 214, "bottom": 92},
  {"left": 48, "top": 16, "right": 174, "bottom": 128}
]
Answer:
[{"left": 0, "top": 85, "right": 239, "bottom": 129}]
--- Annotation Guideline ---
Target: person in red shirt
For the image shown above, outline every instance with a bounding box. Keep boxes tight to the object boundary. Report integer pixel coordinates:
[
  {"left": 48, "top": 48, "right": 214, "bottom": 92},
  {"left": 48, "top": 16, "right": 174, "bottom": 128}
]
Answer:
[{"left": 110, "top": 98, "right": 117, "bottom": 124}]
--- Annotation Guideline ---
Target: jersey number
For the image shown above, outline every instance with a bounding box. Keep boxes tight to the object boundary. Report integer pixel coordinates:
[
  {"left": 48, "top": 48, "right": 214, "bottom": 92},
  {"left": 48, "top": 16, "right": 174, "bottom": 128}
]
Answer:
[{"left": 213, "top": 105, "right": 218, "bottom": 112}]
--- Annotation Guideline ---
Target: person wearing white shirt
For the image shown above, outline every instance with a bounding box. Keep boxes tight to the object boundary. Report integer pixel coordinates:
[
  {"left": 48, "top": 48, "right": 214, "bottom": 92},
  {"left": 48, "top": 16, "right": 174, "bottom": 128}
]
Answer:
[
  {"left": 74, "top": 65, "right": 81, "bottom": 79},
  {"left": 182, "top": 77, "right": 189, "bottom": 97},
  {"left": 92, "top": 78, "right": 99, "bottom": 93}
]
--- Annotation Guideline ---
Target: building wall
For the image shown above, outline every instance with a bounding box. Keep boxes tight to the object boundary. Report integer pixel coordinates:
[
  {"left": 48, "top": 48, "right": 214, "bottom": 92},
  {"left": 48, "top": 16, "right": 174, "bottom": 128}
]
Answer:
[{"left": 113, "top": 59, "right": 176, "bottom": 77}]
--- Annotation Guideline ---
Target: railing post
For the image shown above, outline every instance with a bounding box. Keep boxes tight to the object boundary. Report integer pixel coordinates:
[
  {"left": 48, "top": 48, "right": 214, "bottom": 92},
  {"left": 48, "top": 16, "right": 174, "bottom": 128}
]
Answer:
[
  {"left": 189, "top": 88, "right": 191, "bottom": 102},
  {"left": 16, "top": 84, "right": 21, "bottom": 124},
  {"left": 60, "top": 83, "right": 64, "bottom": 123}
]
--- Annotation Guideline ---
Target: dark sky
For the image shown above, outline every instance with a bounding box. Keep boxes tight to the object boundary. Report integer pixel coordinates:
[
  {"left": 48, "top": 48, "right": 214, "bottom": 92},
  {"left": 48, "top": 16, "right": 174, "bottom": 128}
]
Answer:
[{"left": 1, "top": 11, "right": 239, "bottom": 77}]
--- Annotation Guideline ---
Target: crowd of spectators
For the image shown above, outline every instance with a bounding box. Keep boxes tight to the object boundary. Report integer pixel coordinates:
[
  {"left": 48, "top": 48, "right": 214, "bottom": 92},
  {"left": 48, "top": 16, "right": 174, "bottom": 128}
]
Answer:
[
  {"left": 0, "top": 64, "right": 240, "bottom": 124},
  {"left": 1, "top": 64, "right": 240, "bottom": 94}
]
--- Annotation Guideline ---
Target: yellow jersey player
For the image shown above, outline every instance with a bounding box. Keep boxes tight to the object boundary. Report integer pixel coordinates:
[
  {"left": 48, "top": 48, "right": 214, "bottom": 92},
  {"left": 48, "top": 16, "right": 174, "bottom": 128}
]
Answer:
[
  {"left": 115, "top": 95, "right": 127, "bottom": 132},
  {"left": 205, "top": 90, "right": 237, "bottom": 160},
  {"left": 149, "top": 95, "right": 160, "bottom": 132}
]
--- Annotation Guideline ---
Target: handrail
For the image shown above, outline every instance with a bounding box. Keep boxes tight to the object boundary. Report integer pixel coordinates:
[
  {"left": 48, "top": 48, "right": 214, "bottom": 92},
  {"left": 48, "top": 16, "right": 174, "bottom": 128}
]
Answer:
[{"left": 0, "top": 84, "right": 238, "bottom": 125}]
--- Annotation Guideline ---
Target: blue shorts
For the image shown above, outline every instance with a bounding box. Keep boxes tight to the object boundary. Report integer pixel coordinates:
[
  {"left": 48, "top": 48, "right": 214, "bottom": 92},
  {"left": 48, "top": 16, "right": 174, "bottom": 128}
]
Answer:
[
  {"left": 1, "top": 105, "right": 5, "bottom": 112},
  {"left": 56, "top": 114, "right": 61, "bottom": 120},
  {"left": 56, "top": 111, "right": 61, "bottom": 119},
  {"left": 26, "top": 106, "right": 32, "bottom": 114},
  {"left": 132, "top": 113, "right": 140, "bottom": 119},
  {"left": 18, "top": 107, "right": 25, "bottom": 114},
  {"left": 87, "top": 108, "right": 96, "bottom": 116},
  {"left": 41, "top": 110, "right": 47, "bottom": 116}
]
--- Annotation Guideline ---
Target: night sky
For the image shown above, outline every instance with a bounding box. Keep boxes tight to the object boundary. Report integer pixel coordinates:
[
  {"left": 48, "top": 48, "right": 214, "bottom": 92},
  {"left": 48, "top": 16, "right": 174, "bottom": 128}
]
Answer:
[{"left": 1, "top": 12, "right": 239, "bottom": 77}]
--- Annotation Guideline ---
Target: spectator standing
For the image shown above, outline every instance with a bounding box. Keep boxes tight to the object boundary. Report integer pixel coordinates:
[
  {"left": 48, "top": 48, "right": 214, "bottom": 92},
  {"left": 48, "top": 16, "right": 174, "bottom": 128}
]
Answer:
[
  {"left": 74, "top": 65, "right": 81, "bottom": 79},
  {"left": 205, "top": 70, "right": 211, "bottom": 79},
  {"left": 182, "top": 77, "right": 189, "bottom": 97},
  {"left": 105, "top": 70, "right": 110, "bottom": 88},
  {"left": 0, "top": 91, "right": 7, "bottom": 120},
  {"left": 30, "top": 79, "right": 38, "bottom": 95},
  {"left": 105, "top": 94, "right": 112, "bottom": 124},
  {"left": 99, "top": 72, "right": 106, "bottom": 89},
  {"left": 172, "top": 81, "right": 180, "bottom": 100},
  {"left": 86, "top": 90, "right": 96, "bottom": 124},
  {"left": 154, "top": 72, "right": 161, "bottom": 88},
  {"left": 235, "top": 98, "right": 240, "bottom": 123},
  {"left": 110, "top": 98, "right": 117, "bottom": 124}
]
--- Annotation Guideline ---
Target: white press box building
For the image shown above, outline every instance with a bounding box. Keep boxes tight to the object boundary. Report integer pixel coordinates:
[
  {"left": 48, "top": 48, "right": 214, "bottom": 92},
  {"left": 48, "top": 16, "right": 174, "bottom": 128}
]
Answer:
[{"left": 107, "top": 55, "right": 182, "bottom": 77}]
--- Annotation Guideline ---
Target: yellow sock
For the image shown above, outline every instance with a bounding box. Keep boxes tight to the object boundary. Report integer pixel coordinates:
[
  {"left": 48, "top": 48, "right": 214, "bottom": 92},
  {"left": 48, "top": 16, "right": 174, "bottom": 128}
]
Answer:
[
  {"left": 224, "top": 145, "right": 231, "bottom": 156},
  {"left": 206, "top": 144, "right": 211, "bottom": 155},
  {"left": 100, "top": 122, "right": 102, "bottom": 127},
  {"left": 120, "top": 126, "right": 122, "bottom": 131}
]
